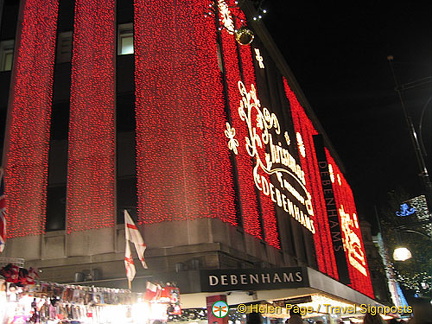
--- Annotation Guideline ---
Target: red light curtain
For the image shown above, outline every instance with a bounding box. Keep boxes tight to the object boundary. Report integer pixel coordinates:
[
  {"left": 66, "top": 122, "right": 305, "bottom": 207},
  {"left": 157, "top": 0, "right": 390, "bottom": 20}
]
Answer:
[
  {"left": 67, "top": 0, "right": 116, "bottom": 232},
  {"left": 283, "top": 78, "right": 339, "bottom": 279},
  {"left": 5, "top": 0, "right": 59, "bottom": 237},
  {"left": 134, "top": 0, "right": 236, "bottom": 224},
  {"left": 325, "top": 150, "right": 375, "bottom": 298},
  {"left": 231, "top": 3, "right": 279, "bottom": 248},
  {"left": 216, "top": 0, "right": 262, "bottom": 238}
]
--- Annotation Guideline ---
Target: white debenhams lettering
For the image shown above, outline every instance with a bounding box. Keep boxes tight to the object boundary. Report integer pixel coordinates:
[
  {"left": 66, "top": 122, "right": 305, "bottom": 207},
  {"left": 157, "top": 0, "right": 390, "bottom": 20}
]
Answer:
[
  {"left": 208, "top": 271, "right": 303, "bottom": 286},
  {"left": 273, "top": 273, "right": 282, "bottom": 283},
  {"left": 221, "top": 275, "right": 228, "bottom": 285},
  {"left": 250, "top": 274, "right": 259, "bottom": 284},
  {"left": 230, "top": 275, "right": 238, "bottom": 285},
  {"left": 209, "top": 275, "right": 219, "bottom": 286},
  {"left": 261, "top": 273, "right": 271, "bottom": 283}
]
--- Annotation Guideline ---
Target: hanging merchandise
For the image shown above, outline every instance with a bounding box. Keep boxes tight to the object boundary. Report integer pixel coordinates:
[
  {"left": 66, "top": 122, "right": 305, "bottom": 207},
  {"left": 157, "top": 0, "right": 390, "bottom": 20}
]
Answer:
[
  {"left": 141, "top": 281, "right": 182, "bottom": 318},
  {"left": 0, "top": 278, "right": 182, "bottom": 324},
  {"left": 160, "top": 284, "right": 181, "bottom": 315},
  {"left": 0, "top": 264, "right": 38, "bottom": 286},
  {"left": 0, "top": 282, "right": 134, "bottom": 324}
]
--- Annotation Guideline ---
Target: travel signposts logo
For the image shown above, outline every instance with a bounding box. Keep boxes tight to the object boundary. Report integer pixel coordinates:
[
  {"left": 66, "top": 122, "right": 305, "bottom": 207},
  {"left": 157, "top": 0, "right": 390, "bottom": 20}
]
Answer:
[{"left": 212, "top": 301, "right": 229, "bottom": 318}]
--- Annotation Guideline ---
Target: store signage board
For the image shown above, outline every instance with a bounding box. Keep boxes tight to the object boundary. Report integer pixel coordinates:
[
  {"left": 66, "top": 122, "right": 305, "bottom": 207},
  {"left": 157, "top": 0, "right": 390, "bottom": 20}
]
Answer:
[{"left": 200, "top": 267, "right": 308, "bottom": 292}]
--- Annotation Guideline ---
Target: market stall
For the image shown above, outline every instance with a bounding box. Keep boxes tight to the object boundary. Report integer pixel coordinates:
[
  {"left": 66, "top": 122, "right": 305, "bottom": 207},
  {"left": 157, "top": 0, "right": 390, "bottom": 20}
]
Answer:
[{"left": 0, "top": 264, "right": 181, "bottom": 324}]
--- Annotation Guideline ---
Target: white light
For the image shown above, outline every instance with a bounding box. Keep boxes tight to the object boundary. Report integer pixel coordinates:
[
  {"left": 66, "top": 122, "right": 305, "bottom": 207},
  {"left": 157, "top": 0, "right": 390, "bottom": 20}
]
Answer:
[
  {"left": 328, "top": 163, "right": 335, "bottom": 183},
  {"left": 232, "top": 81, "right": 316, "bottom": 234},
  {"left": 339, "top": 205, "right": 367, "bottom": 276},
  {"left": 218, "top": 0, "right": 235, "bottom": 34},
  {"left": 296, "top": 132, "right": 305, "bottom": 157},
  {"left": 393, "top": 247, "right": 412, "bottom": 261},
  {"left": 254, "top": 48, "right": 265, "bottom": 69}
]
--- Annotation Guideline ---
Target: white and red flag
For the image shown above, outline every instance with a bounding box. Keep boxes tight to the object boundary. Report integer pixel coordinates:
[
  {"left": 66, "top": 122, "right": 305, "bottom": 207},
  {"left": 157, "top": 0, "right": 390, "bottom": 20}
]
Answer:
[
  {"left": 144, "top": 281, "right": 162, "bottom": 301},
  {"left": 0, "top": 168, "right": 6, "bottom": 253},
  {"left": 124, "top": 239, "right": 136, "bottom": 283},
  {"left": 124, "top": 210, "right": 148, "bottom": 285}
]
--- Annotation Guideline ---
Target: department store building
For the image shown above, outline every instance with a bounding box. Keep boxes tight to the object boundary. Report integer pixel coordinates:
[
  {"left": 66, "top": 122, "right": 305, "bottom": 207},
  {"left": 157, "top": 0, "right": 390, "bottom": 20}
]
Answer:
[{"left": 0, "top": 0, "right": 380, "bottom": 322}]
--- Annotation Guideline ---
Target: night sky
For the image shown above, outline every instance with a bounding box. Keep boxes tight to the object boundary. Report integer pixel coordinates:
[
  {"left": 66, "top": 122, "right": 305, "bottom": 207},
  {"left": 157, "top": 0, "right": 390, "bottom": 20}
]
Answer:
[{"left": 261, "top": 0, "right": 432, "bottom": 227}]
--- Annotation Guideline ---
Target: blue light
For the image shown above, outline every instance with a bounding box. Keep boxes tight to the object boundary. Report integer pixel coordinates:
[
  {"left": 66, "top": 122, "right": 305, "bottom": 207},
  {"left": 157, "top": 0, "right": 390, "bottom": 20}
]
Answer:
[{"left": 396, "top": 203, "right": 416, "bottom": 217}]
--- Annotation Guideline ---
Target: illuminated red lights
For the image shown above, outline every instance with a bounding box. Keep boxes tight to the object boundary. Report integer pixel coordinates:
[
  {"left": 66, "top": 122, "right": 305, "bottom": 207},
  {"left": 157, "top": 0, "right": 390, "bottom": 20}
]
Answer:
[
  {"left": 133, "top": 0, "right": 237, "bottom": 225},
  {"left": 285, "top": 77, "right": 375, "bottom": 298},
  {"left": 326, "top": 151, "right": 374, "bottom": 298},
  {"left": 5, "top": 0, "right": 59, "bottom": 237},
  {"left": 217, "top": 1, "right": 265, "bottom": 241},
  {"left": 4, "top": 1, "right": 373, "bottom": 299},
  {"left": 283, "top": 78, "right": 339, "bottom": 279},
  {"left": 233, "top": 4, "right": 279, "bottom": 248},
  {"left": 67, "top": 0, "right": 116, "bottom": 232}
]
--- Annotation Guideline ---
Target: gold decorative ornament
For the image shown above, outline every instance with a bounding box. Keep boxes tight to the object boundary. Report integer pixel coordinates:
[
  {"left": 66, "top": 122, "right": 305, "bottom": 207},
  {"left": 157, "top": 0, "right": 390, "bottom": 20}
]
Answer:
[{"left": 235, "top": 27, "right": 254, "bottom": 45}]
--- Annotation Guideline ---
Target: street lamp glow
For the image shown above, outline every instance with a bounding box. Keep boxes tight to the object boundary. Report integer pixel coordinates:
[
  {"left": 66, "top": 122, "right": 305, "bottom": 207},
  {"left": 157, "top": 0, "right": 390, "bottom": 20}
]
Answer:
[{"left": 393, "top": 247, "right": 412, "bottom": 261}]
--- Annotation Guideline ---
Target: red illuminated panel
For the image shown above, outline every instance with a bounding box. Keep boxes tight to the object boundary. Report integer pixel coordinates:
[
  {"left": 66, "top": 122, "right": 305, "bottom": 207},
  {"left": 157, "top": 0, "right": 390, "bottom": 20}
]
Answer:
[
  {"left": 217, "top": 0, "right": 262, "bottom": 239},
  {"left": 283, "top": 78, "right": 339, "bottom": 278},
  {"left": 325, "top": 150, "right": 374, "bottom": 298},
  {"left": 231, "top": 3, "right": 279, "bottom": 248},
  {"left": 5, "top": 0, "right": 59, "bottom": 237},
  {"left": 134, "top": 0, "right": 237, "bottom": 225},
  {"left": 66, "top": 0, "right": 116, "bottom": 232}
]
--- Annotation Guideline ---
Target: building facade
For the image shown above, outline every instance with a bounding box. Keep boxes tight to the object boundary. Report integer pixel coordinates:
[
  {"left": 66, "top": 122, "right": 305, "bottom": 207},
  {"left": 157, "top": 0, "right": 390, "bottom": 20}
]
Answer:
[{"left": 0, "top": 0, "right": 376, "bottom": 316}]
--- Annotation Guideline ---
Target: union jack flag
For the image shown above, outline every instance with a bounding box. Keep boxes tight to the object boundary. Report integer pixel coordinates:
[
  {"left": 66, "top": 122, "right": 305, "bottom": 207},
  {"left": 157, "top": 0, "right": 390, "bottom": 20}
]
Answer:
[{"left": 0, "top": 168, "right": 6, "bottom": 253}]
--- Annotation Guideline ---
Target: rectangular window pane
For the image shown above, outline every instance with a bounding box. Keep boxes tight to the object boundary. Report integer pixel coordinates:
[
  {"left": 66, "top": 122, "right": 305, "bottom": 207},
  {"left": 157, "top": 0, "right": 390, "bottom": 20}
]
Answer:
[
  {"left": 57, "top": 31, "right": 72, "bottom": 63},
  {"left": 4, "top": 52, "right": 13, "bottom": 71},
  {"left": 121, "top": 35, "right": 134, "bottom": 54},
  {"left": 118, "top": 23, "right": 134, "bottom": 55},
  {"left": 0, "top": 40, "right": 14, "bottom": 72}
]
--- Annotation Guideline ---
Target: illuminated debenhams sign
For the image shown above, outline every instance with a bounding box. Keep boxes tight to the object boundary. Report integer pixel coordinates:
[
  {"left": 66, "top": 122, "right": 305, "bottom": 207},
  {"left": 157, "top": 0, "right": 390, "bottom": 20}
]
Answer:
[
  {"left": 200, "top": 267, "right": 308, "bottom": 292},
  {"left": 225, "top": 81, "right": 315, "bottom": 233}
]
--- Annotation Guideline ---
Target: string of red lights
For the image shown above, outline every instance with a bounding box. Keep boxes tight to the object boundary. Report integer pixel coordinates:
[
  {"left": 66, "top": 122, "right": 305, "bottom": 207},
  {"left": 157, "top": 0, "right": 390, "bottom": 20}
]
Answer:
[
  {"left": 283, "top": 78, "right": 339, "bottom": 279},
  {"left": 217, "top": 0, "right": 262, "bottom": 238},
  {"left": 134, "top": 0, "right": 237, "bottom": 225},
  {"left": 5, "top": 0, "right": 59, "bottom": 237},
  {"left": 232, "top": 4, "right": 280, "bottom": 248},
  {"left": 325, "top": 150, "right": 374, "bottom": 298},
  {"left": 67, "top": 0, "right": 117, "bottom": 233}
]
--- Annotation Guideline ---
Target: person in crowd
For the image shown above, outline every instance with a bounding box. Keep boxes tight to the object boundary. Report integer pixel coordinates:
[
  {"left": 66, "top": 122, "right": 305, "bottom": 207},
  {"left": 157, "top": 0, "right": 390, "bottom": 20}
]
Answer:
[
  {"left": 247, "top": 311, "right": 262, "bottom": 324},
  {"left": 362, "top": 312, "right": 385, "bottom": 324},
  {"left": 287, "top": 306, "right": 304, "bottom": 324}
]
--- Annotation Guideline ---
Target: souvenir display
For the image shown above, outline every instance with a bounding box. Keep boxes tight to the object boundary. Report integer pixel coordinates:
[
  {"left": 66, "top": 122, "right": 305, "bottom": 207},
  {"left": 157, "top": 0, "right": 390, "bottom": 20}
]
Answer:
[{"left": 0, "top": 272, "right": 180, "bottom": 324}]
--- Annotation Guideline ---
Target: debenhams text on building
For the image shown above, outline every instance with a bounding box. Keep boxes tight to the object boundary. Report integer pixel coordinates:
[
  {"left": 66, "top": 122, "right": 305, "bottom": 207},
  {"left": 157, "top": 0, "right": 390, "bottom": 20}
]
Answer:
[{"left": 200, "top": 267, "right": 308, "bottom": 292}]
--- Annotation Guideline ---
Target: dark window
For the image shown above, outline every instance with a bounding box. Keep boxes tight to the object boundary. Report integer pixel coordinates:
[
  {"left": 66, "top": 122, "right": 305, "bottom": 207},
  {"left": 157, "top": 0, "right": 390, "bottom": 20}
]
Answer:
[
  {"left": 117, "top": 176, "right": 138, "bottom": 223},
  {"left": 46, "top": 186, "right": 66, "bottom": 231}
]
